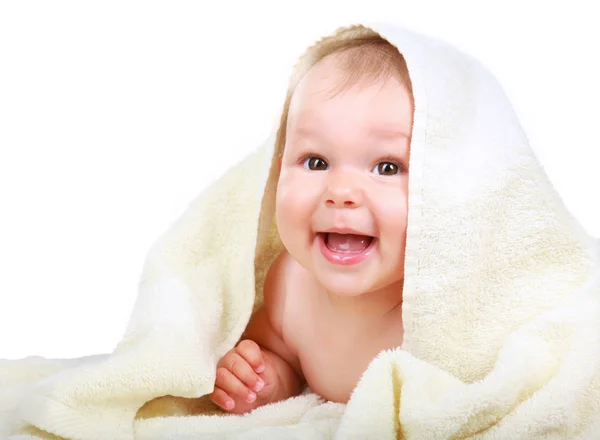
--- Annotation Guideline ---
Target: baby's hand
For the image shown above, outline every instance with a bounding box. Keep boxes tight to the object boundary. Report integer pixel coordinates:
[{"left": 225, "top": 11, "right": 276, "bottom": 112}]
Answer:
[{"left": 209, "top": 339, "right": 278, "bottom": 414}]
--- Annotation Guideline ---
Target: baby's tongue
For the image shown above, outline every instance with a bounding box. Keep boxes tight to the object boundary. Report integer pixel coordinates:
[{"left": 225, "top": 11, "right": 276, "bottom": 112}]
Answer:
[{"left": 325, "top": 233, "right": 372, "bottom": 253}]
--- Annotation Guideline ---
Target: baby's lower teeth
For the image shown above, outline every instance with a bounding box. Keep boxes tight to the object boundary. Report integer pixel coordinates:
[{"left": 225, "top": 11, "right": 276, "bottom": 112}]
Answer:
[
  {"left": 325, "top": 233, "right": 371, "bottom": 253},
  {"left": 337, "top": 240, "right": 350, "bottom": 251}
]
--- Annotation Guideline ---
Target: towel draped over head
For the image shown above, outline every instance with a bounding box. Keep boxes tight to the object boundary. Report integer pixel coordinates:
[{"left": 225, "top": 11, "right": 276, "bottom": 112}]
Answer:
[{"left": 1, "top": 22, "right": 599, "bottom": 440}]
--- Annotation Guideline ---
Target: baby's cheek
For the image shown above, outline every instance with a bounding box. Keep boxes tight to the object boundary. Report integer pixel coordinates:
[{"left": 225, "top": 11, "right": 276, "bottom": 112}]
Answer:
[
  {"left": 275, "top": 188, "right": 305, "bottom": 239},
  {"left": 375, "top": 199, "right": 408, "bottom": 264},
  {"left": 276, "top": 186, "right": 300, "bottom": 220},
  {"left": 277, "top": 174, "right": 318, "bottom": 216},
  {"left": 276, "top": 178, "right": 318, "bottom": 253}
]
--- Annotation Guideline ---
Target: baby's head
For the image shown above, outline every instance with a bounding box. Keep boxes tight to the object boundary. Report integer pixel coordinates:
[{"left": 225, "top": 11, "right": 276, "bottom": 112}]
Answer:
[{"left": 275, "top": 26, "right": 414, "bottom": 297}]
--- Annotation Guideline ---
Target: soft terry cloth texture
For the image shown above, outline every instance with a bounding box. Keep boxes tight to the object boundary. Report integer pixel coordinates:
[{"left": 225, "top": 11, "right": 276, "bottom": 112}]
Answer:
[{"left": 2, "top": 22, "right": 600, "bottom": 439}]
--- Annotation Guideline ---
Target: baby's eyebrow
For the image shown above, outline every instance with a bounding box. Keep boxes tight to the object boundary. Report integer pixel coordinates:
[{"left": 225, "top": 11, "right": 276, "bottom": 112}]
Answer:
[
  {"left": 292, "top": 126, "right": 410, "bottom": 142},
  {"left": 368, "top": 127, "right": 411, "bottom": 141},
  {"left": 291, "top": 126, "right": 318, "bottom": 140}
]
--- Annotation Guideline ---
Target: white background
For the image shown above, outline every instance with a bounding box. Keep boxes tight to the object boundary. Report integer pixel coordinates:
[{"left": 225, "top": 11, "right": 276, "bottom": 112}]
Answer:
[{"left": 1, "top": 1, "right": 598, "bottom": 359}]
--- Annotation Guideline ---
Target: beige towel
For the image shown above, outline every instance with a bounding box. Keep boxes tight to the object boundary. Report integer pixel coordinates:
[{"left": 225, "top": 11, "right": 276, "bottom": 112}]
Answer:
[{"left": 1, "top": 22, "right": 599, "bottom": 440}]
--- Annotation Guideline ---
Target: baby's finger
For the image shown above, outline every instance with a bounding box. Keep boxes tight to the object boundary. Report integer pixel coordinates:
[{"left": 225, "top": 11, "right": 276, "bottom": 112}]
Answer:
[
  {"left": 224, "top": 352, "right": 264, "bottom": 393},
  {"left": 235, "top": 340, "right": 265, "bottom": 373},
  {"left": 216, "top": 367, "right": 257, "bottom": 404},
  {"left": 210, "top": 386, "right": 235, "bottom": 411}
]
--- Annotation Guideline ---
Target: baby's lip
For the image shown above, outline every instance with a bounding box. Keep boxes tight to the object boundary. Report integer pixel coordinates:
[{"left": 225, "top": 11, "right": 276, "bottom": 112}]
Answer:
[{"left": 318, "top": 227, "right": 375, "bottom": 237}]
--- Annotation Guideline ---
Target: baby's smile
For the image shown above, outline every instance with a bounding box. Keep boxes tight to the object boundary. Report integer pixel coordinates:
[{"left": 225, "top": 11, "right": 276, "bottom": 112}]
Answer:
[
  {"left": 316, "top": 231, "right": 377, "bottom": 266},
  {"left": 325, "top": 232, "right": 374, "bottom": 253}
]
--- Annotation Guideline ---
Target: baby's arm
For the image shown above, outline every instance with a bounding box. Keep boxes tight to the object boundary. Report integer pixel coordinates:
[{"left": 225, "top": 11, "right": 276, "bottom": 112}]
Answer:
[{"left": 209, "top": 251, "right": 304, "bottom": 414}]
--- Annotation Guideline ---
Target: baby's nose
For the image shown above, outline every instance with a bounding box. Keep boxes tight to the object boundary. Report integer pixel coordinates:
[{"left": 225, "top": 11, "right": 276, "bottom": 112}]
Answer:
[
  {"left": 325, "top": 197, "right": 357, "bottom": 208},
  {"left": 324, "top": 171, "right": 362, "bottom": 208}
]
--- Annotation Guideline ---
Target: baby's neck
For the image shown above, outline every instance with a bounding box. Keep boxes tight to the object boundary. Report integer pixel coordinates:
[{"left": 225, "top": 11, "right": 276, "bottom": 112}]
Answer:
[{"left": 322, "top": 279, "right": 404, "bottom": 321}]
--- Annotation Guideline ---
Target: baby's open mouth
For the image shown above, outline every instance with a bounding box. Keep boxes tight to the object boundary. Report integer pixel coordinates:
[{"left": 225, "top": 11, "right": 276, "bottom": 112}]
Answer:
[{"left": 323, "top": 233, "right": 374, "bottom": 253}]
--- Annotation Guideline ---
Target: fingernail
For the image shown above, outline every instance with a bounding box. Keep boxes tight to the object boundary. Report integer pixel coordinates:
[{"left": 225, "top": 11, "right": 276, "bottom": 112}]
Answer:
[
  {"left": 247, "top": 392, "right": 257, "bottom": 403},
  {"left": 254, "top": 379, "right": 264, "bottom": 392},
  {"left": 225, "top": 399, "right": 234, "bottom": 410},
  {"left": 256, "top": 364, "right": 265, "bottom": 373}
]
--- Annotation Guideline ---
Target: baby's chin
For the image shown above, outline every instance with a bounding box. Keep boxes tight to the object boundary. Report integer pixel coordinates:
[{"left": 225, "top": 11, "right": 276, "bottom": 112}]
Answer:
[{"left": 313, "top": 269, "right": 391, "bottom": 298}]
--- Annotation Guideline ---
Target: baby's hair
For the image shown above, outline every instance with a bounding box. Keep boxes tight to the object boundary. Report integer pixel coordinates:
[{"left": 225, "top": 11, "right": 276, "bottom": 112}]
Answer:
[{"left": 274, "top": 24, "right": 413, "bottom": 158}]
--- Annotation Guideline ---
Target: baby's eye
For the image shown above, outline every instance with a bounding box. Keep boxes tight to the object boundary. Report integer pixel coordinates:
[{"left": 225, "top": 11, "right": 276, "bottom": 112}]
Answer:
[
  {"left": 373, "top": 161, "right": 400, "bottom": 176},
  {"left": 303, "top": 156, "right": 328, "bottom": 171}
]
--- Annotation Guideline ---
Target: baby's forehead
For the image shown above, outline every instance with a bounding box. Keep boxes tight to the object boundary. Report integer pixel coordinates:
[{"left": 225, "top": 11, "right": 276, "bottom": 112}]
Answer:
[
  {"left": 321, "top": 43, "right": 410, "bottom": 85},
  {"left": 288, "top": 77, "right": 413, "bottom": 133},
  {"left": 299, "top": 54, "right": 409, "bottom": 99},
  {"left": 277, "top": 35, "right": 413, "bottom": 159}
]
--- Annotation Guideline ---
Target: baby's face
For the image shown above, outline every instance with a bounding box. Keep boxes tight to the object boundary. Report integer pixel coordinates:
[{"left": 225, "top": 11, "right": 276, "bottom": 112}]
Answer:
[{"left": 276, "top": 56, "right": 413, "bottom": 297}]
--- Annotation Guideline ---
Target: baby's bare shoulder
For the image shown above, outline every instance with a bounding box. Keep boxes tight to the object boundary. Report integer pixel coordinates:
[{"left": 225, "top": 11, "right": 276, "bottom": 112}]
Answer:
[
  {"left": 263, "top": 249, "right": 297, "bottom": 331},
  {"left": 246, "top": 249, "right": 303, "bottom": 371},
  {"left": 265, "top": 250, "right": 319, "bottom": 338}
]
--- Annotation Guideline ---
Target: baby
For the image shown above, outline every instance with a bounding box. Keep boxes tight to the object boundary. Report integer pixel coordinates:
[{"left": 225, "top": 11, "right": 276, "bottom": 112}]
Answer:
[{"left": 209, "top": 29, "right": 413, "bottom": 414}]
